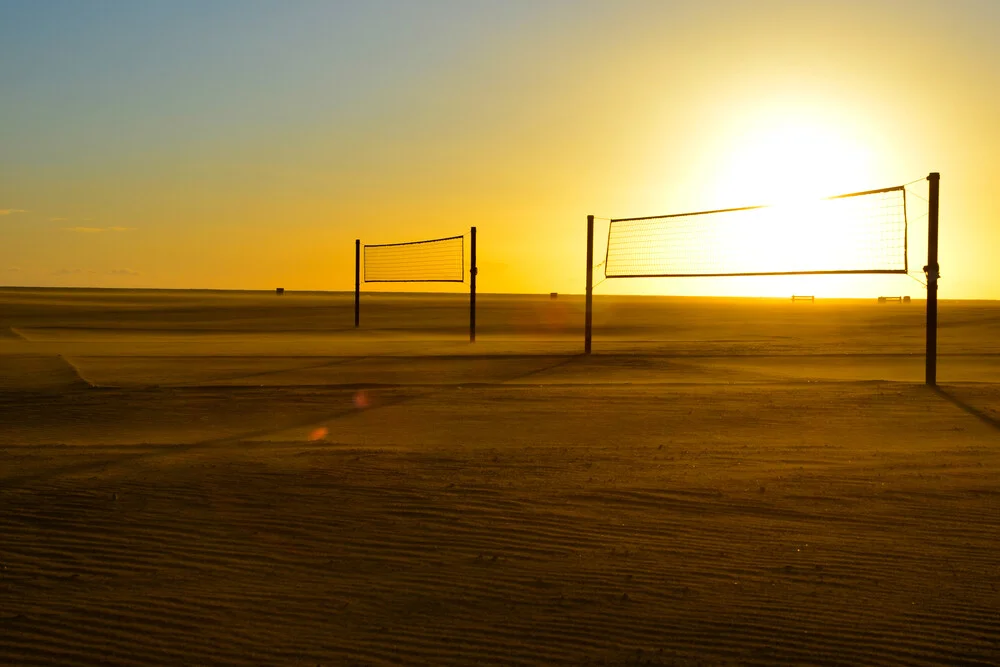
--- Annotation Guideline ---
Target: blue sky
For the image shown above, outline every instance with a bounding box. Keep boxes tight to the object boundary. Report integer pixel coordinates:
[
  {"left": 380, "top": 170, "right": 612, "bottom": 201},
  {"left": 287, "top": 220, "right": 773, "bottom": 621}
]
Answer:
[{"left": 2, "top": 1, "right": 999, "bottom": 297}]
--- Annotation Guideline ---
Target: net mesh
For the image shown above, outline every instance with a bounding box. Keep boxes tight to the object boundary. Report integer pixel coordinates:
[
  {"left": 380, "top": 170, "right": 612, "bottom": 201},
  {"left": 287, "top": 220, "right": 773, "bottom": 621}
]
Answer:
[
  {"left": 364, "top": 235, "right": 465, "bottom": 282},
  {"left": 605, "top": 186, "right": 907, "bottom": 278}
]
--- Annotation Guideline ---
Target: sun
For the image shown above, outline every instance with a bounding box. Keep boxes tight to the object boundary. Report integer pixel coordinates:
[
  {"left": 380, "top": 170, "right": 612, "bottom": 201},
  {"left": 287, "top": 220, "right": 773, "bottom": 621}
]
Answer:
[
  {"left": 709, "top": 115, "right": 877, "bottom": 208},
  {"left": 683, "top": 113, "right": 885, "bottom": 293}
]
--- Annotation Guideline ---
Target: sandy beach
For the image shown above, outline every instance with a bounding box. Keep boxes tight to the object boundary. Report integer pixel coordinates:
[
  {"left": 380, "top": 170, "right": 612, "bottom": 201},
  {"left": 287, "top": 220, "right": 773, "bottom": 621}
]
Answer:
[{"left": 1, "top": 289, "right": 998, "bottom": 665}]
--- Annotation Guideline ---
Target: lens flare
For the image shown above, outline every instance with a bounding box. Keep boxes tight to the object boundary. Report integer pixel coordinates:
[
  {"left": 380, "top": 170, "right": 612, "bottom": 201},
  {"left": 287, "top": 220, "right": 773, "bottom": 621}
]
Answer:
[
  {"left": 353, "top": 390, "right": 370, "bottom": 408},
  {"left": 308, "top": 426, "right": 329, "bottom": 441}
]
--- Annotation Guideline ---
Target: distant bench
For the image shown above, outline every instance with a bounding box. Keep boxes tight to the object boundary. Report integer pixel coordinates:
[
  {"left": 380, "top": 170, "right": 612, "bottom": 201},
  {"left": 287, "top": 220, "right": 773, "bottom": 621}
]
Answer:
[
  {"left": 791, "top": 295, "right": 815, "bottom": 302},
  {"left": 878, "top": 296, "right": 911, "bottom": 303}
]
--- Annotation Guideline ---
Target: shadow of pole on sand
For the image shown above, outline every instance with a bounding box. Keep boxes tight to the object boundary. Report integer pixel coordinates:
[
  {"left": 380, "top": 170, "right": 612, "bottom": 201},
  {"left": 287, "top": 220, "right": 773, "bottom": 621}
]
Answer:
[{"left": 930, "top": 385, "right": 1000, "bottom": 432}]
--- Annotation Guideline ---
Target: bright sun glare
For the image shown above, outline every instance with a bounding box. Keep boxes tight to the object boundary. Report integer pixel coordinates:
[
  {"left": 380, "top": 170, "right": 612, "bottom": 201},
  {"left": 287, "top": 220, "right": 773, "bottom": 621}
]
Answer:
[
  {"left": 667, "top": 114, "right": 887, "bottom": 296},
  {"left": 714, "top": 118, "right": 876, "bottom": 207}
]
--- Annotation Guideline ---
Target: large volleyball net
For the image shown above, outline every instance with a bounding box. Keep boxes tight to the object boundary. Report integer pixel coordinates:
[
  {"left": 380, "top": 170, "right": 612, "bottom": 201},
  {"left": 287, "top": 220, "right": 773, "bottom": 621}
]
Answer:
[
  {"left": 585, "top": 174, "right": 941, "bottom": 383},
  {"left": 604, "top": 186, "right": 908, "bottom": 278},
  {"left": 355, "top": 228, "right": 478, "bottom": 341}
]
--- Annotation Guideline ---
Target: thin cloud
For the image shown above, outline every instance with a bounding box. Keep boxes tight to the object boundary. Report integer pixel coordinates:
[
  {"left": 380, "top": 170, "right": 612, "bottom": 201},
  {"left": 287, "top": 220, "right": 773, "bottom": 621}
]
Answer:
[
  {"left": 0, "top": 209, "right": 28, "bottom": 216},
  {"left": 49, "top": 217, "right": 70, "bottom": 222},
  {"left": 52, "top": 268, "right": 83, "bottom": 275},
  {"left": 6, "top": 267, "right": 22, "bottom": 272},
  {"left": 63, "top": 226, "right": 134, "bottom": 233},
  {"left": 108, "top": 268, "right": 140, "bottom": 276}
]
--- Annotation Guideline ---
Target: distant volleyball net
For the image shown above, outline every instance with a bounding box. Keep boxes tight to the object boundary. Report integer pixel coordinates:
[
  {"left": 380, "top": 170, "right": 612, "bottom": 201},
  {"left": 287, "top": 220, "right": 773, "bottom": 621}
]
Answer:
[
  {"left": 604, "top": 185, "right": 908, "bottom": 278},
  {"left": 354, "top": 228, "right": 478, "bottom": 341},
  {"left": 364, "top": 235, "right": 465, "bottom": 283}
]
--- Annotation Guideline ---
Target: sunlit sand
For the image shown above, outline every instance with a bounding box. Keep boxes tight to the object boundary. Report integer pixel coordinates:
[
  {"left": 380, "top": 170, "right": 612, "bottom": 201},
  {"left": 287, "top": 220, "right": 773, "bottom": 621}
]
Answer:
[{"left": 1, "top": 288, "right": 998, "bottom": 665}]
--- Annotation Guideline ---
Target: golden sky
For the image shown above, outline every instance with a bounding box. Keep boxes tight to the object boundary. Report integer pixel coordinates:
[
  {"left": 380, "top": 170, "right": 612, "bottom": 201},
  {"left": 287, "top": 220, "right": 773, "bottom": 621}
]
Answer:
[{"left": 2, "top": 0, "right": 998, "bottom": 298}]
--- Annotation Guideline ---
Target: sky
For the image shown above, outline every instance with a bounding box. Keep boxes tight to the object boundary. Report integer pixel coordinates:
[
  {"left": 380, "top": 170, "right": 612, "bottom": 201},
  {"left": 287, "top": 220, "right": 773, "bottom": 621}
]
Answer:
[{"left": 2, "top": 0, "right": 999, "bottom": 298}]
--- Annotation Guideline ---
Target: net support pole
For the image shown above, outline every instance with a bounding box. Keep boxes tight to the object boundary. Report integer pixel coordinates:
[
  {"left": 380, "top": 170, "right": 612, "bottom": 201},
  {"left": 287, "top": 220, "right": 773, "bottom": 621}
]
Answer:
[
  {"left": 354, "top": 239, "right": 360, "bottom": 328},
  {"left": 585, "top": 215, "right": 594, "bottom": 354},
  {"left": 470, "top": 226, "right": 477, "bottom": 343},
  {"left": 925, "top": 172, "right": 940, "bottom": 386}
]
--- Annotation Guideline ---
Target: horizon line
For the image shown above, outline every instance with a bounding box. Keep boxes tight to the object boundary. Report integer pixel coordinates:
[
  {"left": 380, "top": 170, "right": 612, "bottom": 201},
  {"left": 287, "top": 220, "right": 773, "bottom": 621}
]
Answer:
[{"left": 0, "top": 284, "right": 991, "bottom": 302}]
